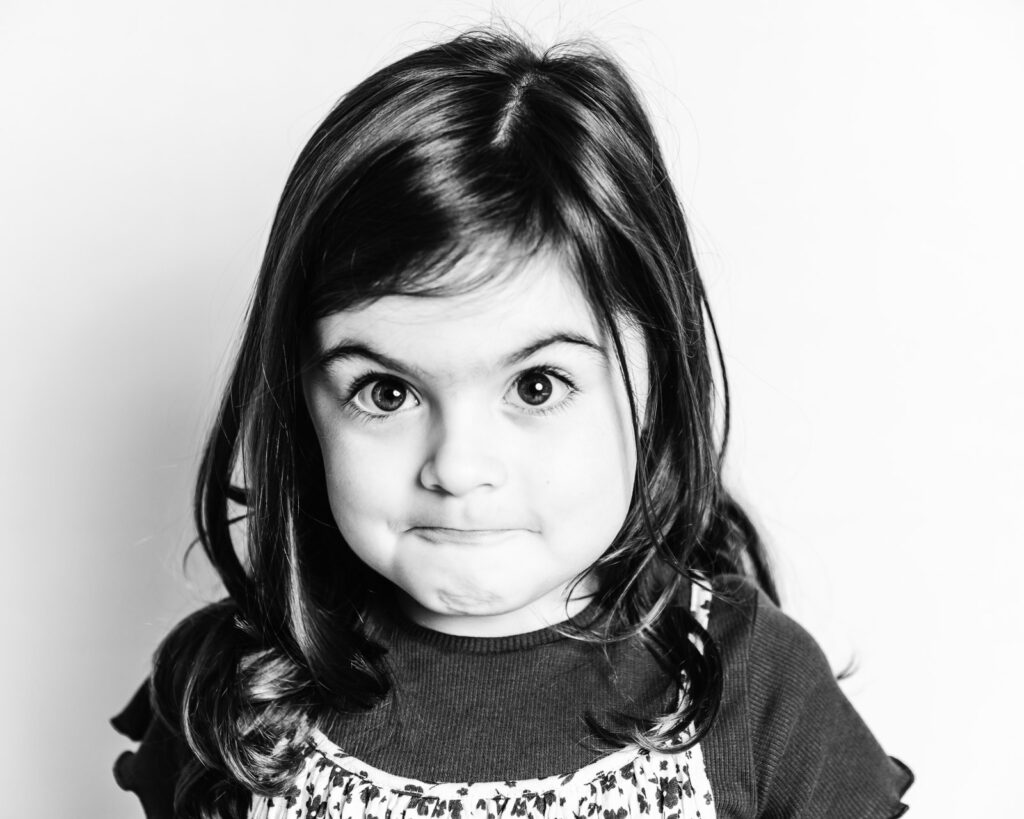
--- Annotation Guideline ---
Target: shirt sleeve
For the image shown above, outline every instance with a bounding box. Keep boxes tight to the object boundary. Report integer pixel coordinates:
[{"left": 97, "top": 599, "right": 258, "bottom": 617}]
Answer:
[
  {"left": 111, "top": 680, "right": 186, "bottom": 819},
  {"left": 703, "top": 574, "right": 913, "bottom": 818}
]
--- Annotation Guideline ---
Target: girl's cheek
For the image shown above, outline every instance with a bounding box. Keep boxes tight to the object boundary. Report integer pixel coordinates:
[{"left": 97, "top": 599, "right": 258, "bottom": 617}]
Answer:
[
  {"left": 325, "top": 421, "right": 427, "bottom": 498},
  {"left": 529, "top": 400, "right": 635, "bottom": 493}
]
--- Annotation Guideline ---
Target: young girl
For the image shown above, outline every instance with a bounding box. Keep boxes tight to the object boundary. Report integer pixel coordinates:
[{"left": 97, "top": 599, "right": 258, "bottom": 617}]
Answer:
[{"left": 112, "top": 30, "right": 913, "bottom": 819}]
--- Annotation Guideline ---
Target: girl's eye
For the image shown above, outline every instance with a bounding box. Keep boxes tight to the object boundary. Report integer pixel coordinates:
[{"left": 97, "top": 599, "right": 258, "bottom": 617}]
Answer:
[
  {"left": 509, "top": 369, "right": 575, "bottom": 411},
  {"left": 351, "top": 377, "right": 419, "bottom": 416}
]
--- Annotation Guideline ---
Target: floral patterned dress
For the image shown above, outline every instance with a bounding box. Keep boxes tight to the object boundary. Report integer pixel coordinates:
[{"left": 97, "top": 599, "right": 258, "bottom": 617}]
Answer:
[{"left": 248, "top": 586, "right": 718, "bottom": 819}]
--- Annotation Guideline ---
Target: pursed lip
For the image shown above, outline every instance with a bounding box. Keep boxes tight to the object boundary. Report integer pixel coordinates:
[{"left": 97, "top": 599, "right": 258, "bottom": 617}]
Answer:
[{"left": 410, "top": 527, "right": 522, "bottom": 545}]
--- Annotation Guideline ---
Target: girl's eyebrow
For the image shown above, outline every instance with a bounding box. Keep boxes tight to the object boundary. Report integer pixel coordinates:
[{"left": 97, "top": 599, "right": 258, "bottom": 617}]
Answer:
[{"left": 316, "top": 331, "right": 607, "bottom": 377}]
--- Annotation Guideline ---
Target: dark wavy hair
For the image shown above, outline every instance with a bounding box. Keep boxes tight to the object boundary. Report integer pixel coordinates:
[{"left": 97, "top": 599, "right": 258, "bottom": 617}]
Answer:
[{"left": 151, "top": 28, "right": 777, "bottom": 819}]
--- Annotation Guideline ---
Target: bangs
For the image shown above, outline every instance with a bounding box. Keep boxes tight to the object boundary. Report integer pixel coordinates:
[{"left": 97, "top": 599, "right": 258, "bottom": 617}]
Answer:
[{"left": 302, "top": 223, "right": 566, "bottom": 321}]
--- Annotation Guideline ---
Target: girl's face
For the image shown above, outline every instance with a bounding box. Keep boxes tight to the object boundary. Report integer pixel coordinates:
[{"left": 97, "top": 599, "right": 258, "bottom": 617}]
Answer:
[{"left": 302, "top": 248, "right": 648, "bottom": 637}]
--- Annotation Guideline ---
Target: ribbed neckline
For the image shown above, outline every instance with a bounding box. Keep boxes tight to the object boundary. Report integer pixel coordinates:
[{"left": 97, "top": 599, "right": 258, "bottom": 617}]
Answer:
[{"left": 383, "top": 598, "right": 602, "bottom": 654}]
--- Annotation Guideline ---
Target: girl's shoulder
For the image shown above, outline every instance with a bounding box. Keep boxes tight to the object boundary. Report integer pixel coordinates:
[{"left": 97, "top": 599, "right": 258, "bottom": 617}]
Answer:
[
  {"left": 112, "top": 601, "right": 239, "bottom": 818},
  {"left": 111, "top": 679, "right": 187, "bottom": 819},
  {"left": 704, "top": 573, "right": 914, "bottom": 817}
]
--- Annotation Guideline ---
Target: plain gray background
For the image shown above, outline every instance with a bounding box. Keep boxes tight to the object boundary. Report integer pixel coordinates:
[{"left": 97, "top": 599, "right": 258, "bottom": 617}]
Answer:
[{"left": 3, "top": 1, "right": 1022, "bottom": 814}]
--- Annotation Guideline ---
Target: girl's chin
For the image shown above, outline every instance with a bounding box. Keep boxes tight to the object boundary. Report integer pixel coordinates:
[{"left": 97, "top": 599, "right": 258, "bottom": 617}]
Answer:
[{"left": 396, "top": 584, "right": 591, "bottom": 637}]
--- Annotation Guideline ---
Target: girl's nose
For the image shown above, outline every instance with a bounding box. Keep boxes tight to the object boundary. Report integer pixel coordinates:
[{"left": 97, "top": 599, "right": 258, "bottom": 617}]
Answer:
[{"left": 418, "top": 414, "right": 508, "bottom": 496}]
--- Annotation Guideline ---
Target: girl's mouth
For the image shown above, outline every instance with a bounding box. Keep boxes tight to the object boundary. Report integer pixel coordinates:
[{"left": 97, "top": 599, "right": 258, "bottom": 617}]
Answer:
[{"left": 410, "top": 527, "right": 520, "bottom": 545}]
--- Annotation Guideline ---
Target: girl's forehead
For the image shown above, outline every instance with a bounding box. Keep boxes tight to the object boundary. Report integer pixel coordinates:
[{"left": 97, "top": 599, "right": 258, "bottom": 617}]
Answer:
[{"left": 314, "top": 252, "right": 610, "bottom": 357}]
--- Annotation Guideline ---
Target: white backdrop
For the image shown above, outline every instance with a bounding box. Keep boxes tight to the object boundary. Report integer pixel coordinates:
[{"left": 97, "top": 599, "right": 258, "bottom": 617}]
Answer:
[{"left": 2, "top": 1, "right": 1022, "bottom": 814}]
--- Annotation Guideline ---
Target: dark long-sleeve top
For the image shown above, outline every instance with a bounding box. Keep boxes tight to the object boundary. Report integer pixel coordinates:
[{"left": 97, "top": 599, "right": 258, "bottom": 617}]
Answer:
[{"left": 112, "top": 574, "right": 912, "bottom": 817}]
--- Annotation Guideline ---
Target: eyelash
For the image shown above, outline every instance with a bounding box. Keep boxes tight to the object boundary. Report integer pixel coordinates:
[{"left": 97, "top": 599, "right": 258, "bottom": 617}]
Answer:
[{"left": 341, "top": 367, "right": 579, "bottom": 422}]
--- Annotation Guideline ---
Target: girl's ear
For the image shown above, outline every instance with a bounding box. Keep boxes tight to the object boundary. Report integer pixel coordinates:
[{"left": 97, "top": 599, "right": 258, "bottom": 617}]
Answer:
[
  {"left": 603, "top": 313, "right": 651, "bottom": 446},
  {"left": 639, "top": 393, "right": 653, "bottom": 436},
  {"left": 620, "top": 320, "right": 651, "bottom": 433}
]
